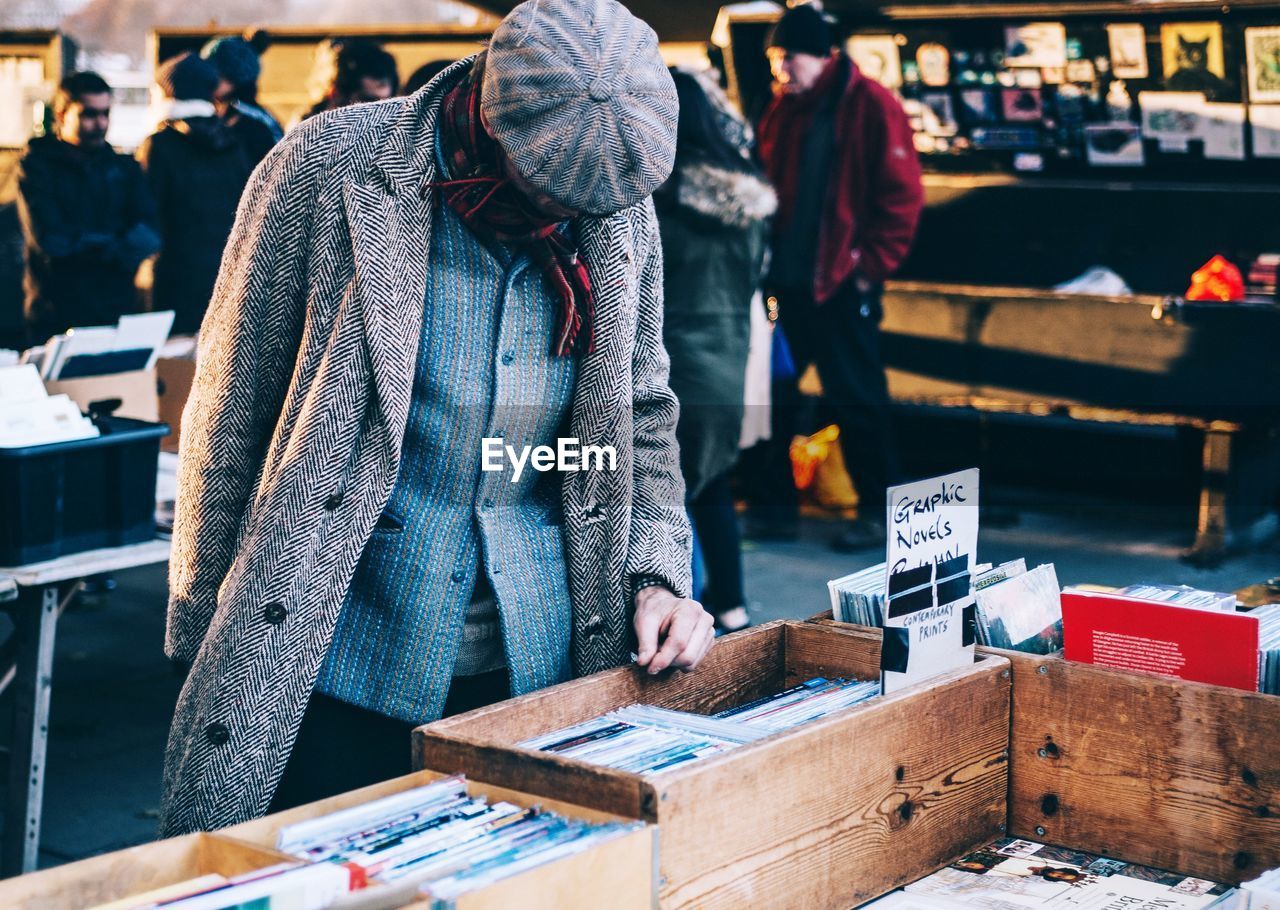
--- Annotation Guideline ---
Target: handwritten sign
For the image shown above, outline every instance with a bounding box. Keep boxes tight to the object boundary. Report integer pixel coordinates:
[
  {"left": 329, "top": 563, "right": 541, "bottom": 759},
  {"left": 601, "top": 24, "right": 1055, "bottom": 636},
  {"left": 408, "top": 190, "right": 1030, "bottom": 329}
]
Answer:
[{"left": 880, "top": 469, "right": 979, "bottom": 694}]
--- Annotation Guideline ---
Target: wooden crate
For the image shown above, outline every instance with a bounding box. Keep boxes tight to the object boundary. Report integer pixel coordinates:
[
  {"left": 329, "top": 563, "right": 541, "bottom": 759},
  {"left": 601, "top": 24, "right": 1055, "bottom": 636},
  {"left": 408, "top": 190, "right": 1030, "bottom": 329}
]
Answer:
[
  {"left": 994, "top": 646, "right": 1280, "bottom": 885},
  {"left": 810, "top": 613, "right": 1280, "bottom": 884},
  {"left": 227, "top": 769, "right": 657, "bottom": 910},
  {"left": 0, "top": 832, "right": 292, "bottom": 909},
  {"left": 414, "top": 620, "right": 1011, "bottom": 910}
]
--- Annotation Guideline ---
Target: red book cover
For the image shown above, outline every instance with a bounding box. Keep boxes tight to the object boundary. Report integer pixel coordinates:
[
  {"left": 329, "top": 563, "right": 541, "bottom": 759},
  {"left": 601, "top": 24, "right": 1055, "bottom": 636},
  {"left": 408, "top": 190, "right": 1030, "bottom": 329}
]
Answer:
[{"left": 1062, "top": 590, "right": 1260, "bottom": 692}]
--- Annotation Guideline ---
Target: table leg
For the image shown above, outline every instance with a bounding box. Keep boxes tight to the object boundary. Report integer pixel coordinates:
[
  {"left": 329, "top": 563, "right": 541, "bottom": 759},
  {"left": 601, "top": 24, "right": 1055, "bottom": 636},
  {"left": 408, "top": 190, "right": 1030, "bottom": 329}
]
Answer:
[
  {"left": 1183, "top": 428, "right": 1231, "bottom": 568},
  {"left": 3, "top": 584, "right": 59, "bottom": 876}
]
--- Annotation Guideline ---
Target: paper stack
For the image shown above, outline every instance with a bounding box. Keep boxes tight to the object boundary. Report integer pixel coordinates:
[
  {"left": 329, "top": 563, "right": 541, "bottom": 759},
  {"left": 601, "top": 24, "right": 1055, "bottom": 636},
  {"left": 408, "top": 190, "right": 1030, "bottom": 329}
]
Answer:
[
  {"left": 0, "top": 364, "right": 98, "bottom": 448},
  {"left": 1254, "top": 604, "right": 1280, "bottom": 696},
  {"left": 27, "top": 311, "right": 174, "bottom": 380},
  {"left": 273, "top": 774, "right": 640, "bottom": 903},
  {"left": 1243, "top": 865, "right": 1280, "bottom": 910},
  {"left": 522, "top": 677, "right": 881, "bottom": 774},
  {"left": 715, "top": 676, "right": 881, "bottom": 732},
  {"left": 828, "top": 562, "right": 889, "bottom": 625},
  {"left": 1113, "top": 582, "right": 1236, "bottom": 612},
  {"left": 886, "top": 836, "right": 1236, "bottom": 910}
]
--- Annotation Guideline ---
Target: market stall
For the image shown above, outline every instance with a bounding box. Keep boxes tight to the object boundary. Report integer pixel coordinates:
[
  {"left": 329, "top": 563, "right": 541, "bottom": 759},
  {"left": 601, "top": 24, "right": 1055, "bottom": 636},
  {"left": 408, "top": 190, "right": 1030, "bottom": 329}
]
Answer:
[{"left": 715, "top": 0, "right": 1280, "bottom": 561}]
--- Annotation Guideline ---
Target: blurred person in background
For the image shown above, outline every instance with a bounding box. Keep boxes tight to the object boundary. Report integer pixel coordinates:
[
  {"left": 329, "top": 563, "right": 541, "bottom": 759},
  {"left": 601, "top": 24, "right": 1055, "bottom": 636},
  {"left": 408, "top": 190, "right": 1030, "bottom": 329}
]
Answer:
[
  {"left": 404, "top": 59, "right": 455, "bottom": 95},
  {"left": 16, "top": 71, "right": 158, "bottom": 343},
  {"left": 755, "top": 3, "right": 923, "bottom": 552},
  {"left": 298, "top": 38, "right": 399, "bottom": 122},
  {"left": 137, "top": 53, "right": 254, "bottom": 335},
  {"left": 655, "top": 68, "right": 775, "bottom": 633},
  {"left": 202, "top": 30, "right": 282, "bottom": 167}
]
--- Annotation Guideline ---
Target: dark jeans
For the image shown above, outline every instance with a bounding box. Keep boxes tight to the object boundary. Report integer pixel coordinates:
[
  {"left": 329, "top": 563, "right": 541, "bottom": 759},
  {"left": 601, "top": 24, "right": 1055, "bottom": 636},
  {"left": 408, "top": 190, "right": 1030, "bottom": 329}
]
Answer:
[
  {"left": 689, "top": 469, "right": 746, "bottom": 613},
  {"left": 267, "top": 668, "right": 510, "bottom": 813},
  {"left": 757, "top": 281, "right": 903, "bottom": 520}
]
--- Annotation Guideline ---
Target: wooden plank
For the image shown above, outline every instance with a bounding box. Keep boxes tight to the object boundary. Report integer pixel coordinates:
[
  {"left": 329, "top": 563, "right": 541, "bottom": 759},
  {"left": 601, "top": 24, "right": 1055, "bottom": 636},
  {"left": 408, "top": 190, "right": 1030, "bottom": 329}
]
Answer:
[
  {"left": 920, "top": 174, "right": 1280, "bottom": 196},
  {"left": 783, "top": 621, "right": 882, "bottom": 683},
  {"left": 885, "top": 395, "right": 1236, "bottom": 433},
  {"left": 0, "top": 833, "right": 291, "bottom": 909},
  {"left": 414, "top": 733, "right": 655, "bottom": 823},
  {"left": 0, "top": 538, "right": 171, "bottom": 585},
  {"left": 1007, "top": 653, "right": 1280, "bottom": 884},
  {"left": 453, "top": 825, "right": 656, "bottom": 910},
  {"left": 229, "top": 770, "right": 641, "bottom": 849},
  {"left": 654, "top": 659, "right": 1011, "bottom": 909}
]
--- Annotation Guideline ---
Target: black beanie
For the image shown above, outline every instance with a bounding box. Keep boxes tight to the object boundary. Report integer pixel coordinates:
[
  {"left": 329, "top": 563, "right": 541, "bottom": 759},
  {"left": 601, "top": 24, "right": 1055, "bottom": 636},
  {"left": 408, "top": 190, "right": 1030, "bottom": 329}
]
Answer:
[
  {"left": 767, "top": 4, "right": 834, "bottom": 57},
  {"left": 155, "top": 51, "right": 220, "bottom": 102}
]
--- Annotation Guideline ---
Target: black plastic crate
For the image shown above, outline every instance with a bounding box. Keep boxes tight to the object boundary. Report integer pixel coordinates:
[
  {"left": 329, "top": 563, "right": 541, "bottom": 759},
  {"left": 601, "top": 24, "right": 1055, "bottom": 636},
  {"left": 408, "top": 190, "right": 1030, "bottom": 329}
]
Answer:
[{"left": 0, "top": 416, "right": 168, "bottom": 566}]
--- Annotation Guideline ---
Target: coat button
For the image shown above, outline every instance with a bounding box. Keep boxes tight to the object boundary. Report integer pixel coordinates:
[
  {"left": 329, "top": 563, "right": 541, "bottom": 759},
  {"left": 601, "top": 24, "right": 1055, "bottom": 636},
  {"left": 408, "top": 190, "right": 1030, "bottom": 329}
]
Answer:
[
  {"left": 324, "top": 491, "right": 343, "bottom": 510},
  {"left": 501, "top": 351, "right": 515, "bottom": 365},
  {"left": 263, "top": 602, "right": 288, "bottom": 624},
  {"left": 584, "top": 614, "right": 604, "bottom": 635},
  {"left": 450, "top": 570, "right": 466, "bottom": 583},
  {"left": 204, "top": 722, "right": 230, "bottom": 746}
]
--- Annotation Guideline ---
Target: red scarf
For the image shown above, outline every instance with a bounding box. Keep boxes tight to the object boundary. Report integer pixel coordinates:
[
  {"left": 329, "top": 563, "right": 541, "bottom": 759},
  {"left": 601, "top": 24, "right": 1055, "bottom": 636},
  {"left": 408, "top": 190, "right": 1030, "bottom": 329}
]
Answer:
[
  {"left": 757, "top": 55, "right": 846, "bottom": 232},
  {"left": 428, "top": 69, "right": 594, "bottom": 357}
]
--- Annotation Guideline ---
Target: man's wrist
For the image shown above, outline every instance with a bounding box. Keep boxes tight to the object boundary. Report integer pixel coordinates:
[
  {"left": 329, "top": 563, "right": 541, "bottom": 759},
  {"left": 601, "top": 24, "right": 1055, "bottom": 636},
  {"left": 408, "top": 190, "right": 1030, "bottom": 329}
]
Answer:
[{"left": 630, "top": 573, "right": 673, "bottom": 603}]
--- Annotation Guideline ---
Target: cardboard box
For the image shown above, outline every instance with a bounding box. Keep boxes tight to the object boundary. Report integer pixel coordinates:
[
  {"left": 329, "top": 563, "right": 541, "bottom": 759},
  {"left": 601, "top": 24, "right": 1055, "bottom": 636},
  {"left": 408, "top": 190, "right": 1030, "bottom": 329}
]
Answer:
[
  {"left": 45, "top": 368, "right": 159, "bottom": 423},
  {"left": 416, "top": 620, "right": 1011, "bottom": 910},
  {"left": 155, "top": 357, "right": 196, "bottom": 453},
  {"left": 810, "top": 612, "right": 1280, "bottom": 884}
]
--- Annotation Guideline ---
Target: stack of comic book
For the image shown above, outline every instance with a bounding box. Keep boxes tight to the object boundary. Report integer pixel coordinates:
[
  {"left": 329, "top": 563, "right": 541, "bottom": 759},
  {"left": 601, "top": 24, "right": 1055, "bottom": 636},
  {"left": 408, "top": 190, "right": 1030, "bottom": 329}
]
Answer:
[{"left": 521, "top": 678, "right": 880, "bottom": 774}]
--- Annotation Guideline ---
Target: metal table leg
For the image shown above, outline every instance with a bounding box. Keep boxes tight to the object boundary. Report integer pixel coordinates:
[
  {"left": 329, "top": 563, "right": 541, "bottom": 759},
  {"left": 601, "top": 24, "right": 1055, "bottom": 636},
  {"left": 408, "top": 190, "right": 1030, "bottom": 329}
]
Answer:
[{"left": 3, "top": 584, "right": 59, "bottom": 876}]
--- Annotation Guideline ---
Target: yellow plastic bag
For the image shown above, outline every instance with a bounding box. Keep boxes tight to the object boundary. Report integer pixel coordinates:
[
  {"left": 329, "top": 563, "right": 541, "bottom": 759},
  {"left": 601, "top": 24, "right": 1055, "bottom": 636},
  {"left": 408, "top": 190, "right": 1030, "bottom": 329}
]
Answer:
[{"left": 790, "top": 425, "right": 840, "bottom": 491}]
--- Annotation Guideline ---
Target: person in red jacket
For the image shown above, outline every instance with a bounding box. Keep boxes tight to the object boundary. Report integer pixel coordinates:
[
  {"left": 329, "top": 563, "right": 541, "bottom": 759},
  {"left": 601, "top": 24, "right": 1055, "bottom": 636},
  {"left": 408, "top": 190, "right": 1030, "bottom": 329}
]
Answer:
[{"left": 755, "top": 3, "right": 924, "bottom": 551}]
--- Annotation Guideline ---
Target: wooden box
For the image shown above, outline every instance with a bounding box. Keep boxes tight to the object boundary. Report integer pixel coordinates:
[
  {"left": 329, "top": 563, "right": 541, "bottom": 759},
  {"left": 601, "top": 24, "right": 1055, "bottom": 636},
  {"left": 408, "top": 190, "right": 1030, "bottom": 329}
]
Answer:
[
  {"left": 227, "top": 769, "right": 657, "bottom": 910},
  {"left": 810, "top": 613, "right": 1280, "bottom": 885},
  {"left": 414, "top": 620, "right": 1011, "bottom": 910},
  {"left": 0, "top": 832, "right": 291, "bottom": 910},
  {"left": 995, "top": 646, "right": 1280, "bottom": 885}
]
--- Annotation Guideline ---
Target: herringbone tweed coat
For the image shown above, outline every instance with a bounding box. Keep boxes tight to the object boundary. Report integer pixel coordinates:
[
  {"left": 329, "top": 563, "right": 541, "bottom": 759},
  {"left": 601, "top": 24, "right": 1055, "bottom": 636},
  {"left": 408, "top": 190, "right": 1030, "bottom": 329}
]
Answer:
[{"left": 160, "top": 58, "right": 691, "bottom": 836}]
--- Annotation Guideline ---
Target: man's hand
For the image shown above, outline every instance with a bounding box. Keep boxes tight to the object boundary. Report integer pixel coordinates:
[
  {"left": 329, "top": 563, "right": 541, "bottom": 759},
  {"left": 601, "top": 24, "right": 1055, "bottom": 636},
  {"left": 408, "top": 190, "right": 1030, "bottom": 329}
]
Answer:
[{"left": 633, "top": 586, "right": 716, "bottom": 675}]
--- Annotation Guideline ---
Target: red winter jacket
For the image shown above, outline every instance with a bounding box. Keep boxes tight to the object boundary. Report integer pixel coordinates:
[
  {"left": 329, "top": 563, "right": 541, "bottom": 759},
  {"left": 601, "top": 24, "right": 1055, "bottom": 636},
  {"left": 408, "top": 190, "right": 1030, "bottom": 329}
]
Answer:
[{"left": 759, "top": 55, "right": 924, "bottom": 299}]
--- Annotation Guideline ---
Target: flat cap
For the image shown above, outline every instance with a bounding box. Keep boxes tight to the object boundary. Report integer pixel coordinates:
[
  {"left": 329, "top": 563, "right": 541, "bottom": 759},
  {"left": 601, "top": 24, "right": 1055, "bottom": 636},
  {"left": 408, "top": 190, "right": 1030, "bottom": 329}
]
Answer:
[{"left": 482, "top": 0, "right": 678, "bottom": 215}]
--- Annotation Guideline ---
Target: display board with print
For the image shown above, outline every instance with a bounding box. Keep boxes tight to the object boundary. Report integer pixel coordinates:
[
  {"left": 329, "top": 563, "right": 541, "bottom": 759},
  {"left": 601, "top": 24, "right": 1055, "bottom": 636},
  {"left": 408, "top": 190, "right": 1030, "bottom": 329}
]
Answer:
[{"left": 880, "top": 469, "right": 980, "bottom": 695}]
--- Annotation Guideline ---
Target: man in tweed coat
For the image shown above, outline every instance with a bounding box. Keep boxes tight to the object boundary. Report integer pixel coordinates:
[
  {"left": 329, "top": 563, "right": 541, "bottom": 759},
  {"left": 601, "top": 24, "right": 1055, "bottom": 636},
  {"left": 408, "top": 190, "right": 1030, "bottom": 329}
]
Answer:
[{"left": 161, "top": 0, "right": 713, "bottom": 835}]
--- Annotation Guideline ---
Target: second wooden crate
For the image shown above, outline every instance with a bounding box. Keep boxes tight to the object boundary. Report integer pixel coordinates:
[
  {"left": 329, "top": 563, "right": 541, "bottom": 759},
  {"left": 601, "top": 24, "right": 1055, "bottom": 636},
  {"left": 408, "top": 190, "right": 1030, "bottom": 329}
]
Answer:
[{"left": 811, "top": 612, "right": 1280, "bottom": 884}]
